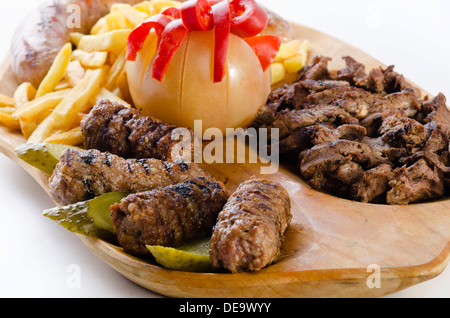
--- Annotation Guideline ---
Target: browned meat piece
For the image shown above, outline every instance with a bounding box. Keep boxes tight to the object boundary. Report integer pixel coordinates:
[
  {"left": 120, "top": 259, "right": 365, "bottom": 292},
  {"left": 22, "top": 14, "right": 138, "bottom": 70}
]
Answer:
[
  {"left": 371, "top": 89, "right": 420, "bottom": 117},
  {"left": 387, "top": 158, "right": 445, "bottom": 205},
  {"left": 267, "top": 106, "right": 351, "bottom": 139},
  {"left": 278, "top": 123, "right": 366, "bottom": 154},
  {"left": 423, "top": 126, "right": 449, "bottom": 154},
  {"left": 305, "top": 87, "right": 374, "bottom": 118},
  {"left": 307, "top": 88, "right": 420, "bottom": 119},
  {"left": 253, "top": 79, "right": 351, "bottom": 128},
  {"left": 360, "top": 136, "right": 408, "bottom": 164},
  {"left": 81, "top": 99, "right": 195, "bottom": 162},
  {"left": 334, "top": 57, "right": 420, "bottom": 96},
  {"left": 400, "top": 151, "right": 450, "bottom": 174},
  {"left": 312, "top": 124, "right": 367, "bottom": 145},
  {"left": 111, "top": 177, "right": 229, "bottom": 256},
  {"left": 334, "top": 56, "right": 368, "bottom": 85},
  {"left": 50, "top": 148, "right": 210, "bottom": 205},
  {"left": 300, "top": 79, "right": 351, "bottom": 92},
  {"left": 422, "top": 93, "right": 450, "bottom": 137},
  {"left": 360, "top": 110, "right": 399, "bottom": 137},
  {"left": 278, "top": 126, "right": 316, "bottom": 154},
  {"left": 378, "top": 112, "right": 427, "bottom": 154},
  {"left": 299, "top": 55, "right": 332, "bottom": 81},
  {"left": 209, "top": 177, "right": 291, "bottom": 273},
  {"left": 299, "top": 140, "right": 391, "bottom": 196},
  {"left": 350, "top": 164, "right": 393, "bottom": 203}
]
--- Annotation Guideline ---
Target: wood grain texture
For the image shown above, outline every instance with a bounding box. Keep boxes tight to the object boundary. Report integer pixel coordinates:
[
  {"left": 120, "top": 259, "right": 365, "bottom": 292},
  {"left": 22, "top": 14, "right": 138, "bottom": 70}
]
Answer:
[{"left": 0, "top": 23, "right": 449, "bottom": 298}]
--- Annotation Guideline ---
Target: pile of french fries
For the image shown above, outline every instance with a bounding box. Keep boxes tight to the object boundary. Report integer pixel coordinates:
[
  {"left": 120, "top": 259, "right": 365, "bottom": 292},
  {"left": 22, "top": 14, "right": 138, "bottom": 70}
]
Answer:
[{"left": 0, "top": 0, "right": 181, "bottom": 146}]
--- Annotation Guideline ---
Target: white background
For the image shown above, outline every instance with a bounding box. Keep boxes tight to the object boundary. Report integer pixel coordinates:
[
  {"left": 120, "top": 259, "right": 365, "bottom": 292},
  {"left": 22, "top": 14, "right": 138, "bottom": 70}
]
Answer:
[{"left": 0, "top": 0, "right": 449, "bottom": 298}]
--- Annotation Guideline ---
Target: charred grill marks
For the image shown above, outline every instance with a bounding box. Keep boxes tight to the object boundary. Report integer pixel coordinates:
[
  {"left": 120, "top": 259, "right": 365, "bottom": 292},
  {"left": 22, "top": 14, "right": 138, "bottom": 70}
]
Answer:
[{"left": 49, "top": 148, "right": 213, "bottom": 206}]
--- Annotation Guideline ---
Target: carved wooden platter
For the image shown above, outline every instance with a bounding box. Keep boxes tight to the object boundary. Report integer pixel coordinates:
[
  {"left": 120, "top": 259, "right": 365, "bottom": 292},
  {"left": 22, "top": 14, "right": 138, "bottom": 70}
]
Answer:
[{"left": 0, "top": 23, "right": 449, "bottom": 298}]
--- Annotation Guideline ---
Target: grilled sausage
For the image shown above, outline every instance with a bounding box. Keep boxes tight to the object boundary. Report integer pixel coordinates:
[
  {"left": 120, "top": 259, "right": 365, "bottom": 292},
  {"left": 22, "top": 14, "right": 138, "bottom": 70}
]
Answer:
[
  {"left": 111, "top": 177, "right": 229, "bottom": 256},
  {"left": 10, "top": 0, "right": 294, "bottom": 87},
  {"left": 210, "top": 177, "right": 291, "bottom": 273},
  {"left": 10, "top": 0, "right": 142, "bottom": 87},
  {"left": 81, "top": 99, "right": 196, "bottom": 162},
  {"left": 49, "top": 148, "right": 210, "bottom": 205}
]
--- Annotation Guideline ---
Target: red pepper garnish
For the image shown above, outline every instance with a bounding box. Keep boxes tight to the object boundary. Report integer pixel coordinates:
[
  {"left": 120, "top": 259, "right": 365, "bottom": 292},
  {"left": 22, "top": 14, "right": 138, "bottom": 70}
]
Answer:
[
  {"left": 229, "top": 0, "right": 268, "bottom": 38},
  {"left": 126, "top": 14, "right": 172, "bottom": 62},
  {"left": 181, "top": 0, "right": 213, "bottom": 31},
  {"left": 244, "top": 35, "right": 281, "bottom": 72},
  {"left": 211, "top": 1, "right": 231, "bottom": 82},
  {"left": 126, "top": 0, "right": 280, "bottom": 83},
  {"left": 151, "top": 19, "right": 188, "bottom": 82}
]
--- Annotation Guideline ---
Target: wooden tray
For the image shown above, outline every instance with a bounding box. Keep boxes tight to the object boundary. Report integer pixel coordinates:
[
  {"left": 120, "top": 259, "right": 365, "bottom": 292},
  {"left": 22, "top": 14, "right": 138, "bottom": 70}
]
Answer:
[{"left": 1, "top": 22, "right": 449, "bottom": 298}]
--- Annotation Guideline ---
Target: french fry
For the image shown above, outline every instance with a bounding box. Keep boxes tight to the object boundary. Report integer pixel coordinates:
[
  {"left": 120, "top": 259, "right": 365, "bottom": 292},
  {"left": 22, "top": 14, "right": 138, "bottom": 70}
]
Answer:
[
  {"left": 19, "top": 120, "right": 38, "bottom": 139},
  {"left": 0, "top": 113, "right": 21, "bottom": 130},
  {"left": 0, "top": 107, "right": 15, "bottom": 115},
  {"left": 52, "top": 67, "right": 108, "bottom": 131},
  {"left": 27, "top": 113, "right": 55, "bottom": 143},
  {"left": 90, "top": 17, "right": 107, "bottom": 35},
  {"left": 65, "top": 60, "right": 86, "bottom": 87},
  {"left": 110, "top": 4, "right": 147, "bottom": 27},
  {"left": 13, "top": 89, "right": 70, "bottom": 122},
  {"left": 105, "top": 48, "right": 127, "bottom": 91},
  {"left": 44, "top": 127, "right": 84, "bottom": 146},
  {"left": 13, "top": 82, "right": 36, "bottom": 109},
  {"left": 78, "top": 29, "right": 131, "bottom": 54},
  {"left": 133, "top": 1, "right": 153, "bottom": 15},
  {"left": 54, "top": 80, "right": 71, "bottom": 91},
  {"left": 72, "top": 50, "right": 108, "bottom": 68},
  {"left": 70, "top": 32, "right": 85, "bottom": 46},
  {"left": 149, "top": 0, "right": 182, "bottom": 13},
  {"left": 105, "top": 10, "right": 132, "bottom": 31},
  {"left": 0, "top": 93, "right": 15, "bottom": 107},
  {"left": 13, "top": 89, "right": 71, "bottom": 139},
  {"left": 36, "top": 43, "right": 72, "bottom": 98},
  {"left": 94, "top": 88, "right": 131, "bottom": 108}
]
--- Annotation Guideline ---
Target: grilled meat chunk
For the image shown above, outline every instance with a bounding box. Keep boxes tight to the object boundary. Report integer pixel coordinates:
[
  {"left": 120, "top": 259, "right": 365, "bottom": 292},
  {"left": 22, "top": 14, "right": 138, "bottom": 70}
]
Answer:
[
  {"left": 81, "top": 99, "right": 195, "bottom": 161},
  {"left": 350, "top": 164, "right": 393, "bottom": 203},
  {"left": 312, "top": 124, "right": 367, "bottom": 145},
  {"left": 299, "top": 55, "right": 332, "bottom": 81},
  {"left": 299, "top": 140, "right": 391, "bottom": 197},
  {"left": 210, "top": 177, "right": 291, "bottom": 273},
  {"left": 387, "top": 158, "right": 445, "bottom": 205},
  {"left": 422, "top": 93, "right": 450, "bottom": 137},
  {"left": 111, "top": 177, "right": 229, "bottom": 256},
  {"left": 50, "top": 148, "right": 210, "bottom": 205},
  {"left": 378, "top": 111, "right": 427, "bottom": 154},
  {"left": 267, "top": 106, "right": 352, "bottom": 139}
]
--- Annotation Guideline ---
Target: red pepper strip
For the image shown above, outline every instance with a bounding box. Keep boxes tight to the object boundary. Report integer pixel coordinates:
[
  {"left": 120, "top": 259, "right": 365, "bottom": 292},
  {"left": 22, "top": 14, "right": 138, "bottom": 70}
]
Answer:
[
  {"left": 152, "top": 19, "right": 188, "bottom": 82},
  {"left": 126, "top": 14, "right": 172, "bottom": 61},
  {"left": 244, "top": 35, "right": 281, "bottom": 72},
  {"left": 161, "top": 6, "right": 181, "bottom": 19},
  {"left": 229, "top": 0, "right": 267, "bottom": 38},
  {"left": 211, "top": 1, "right": 231, "bottom": 82},
  {"left": 181, "top": 0, "right": 213, "bottom": 31}
]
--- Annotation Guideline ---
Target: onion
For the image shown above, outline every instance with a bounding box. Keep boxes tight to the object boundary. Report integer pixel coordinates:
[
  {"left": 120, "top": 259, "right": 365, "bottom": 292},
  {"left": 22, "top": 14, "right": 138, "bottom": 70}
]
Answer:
[{"left": 126, "top": 29, "right": 271, "bottom": 134}]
